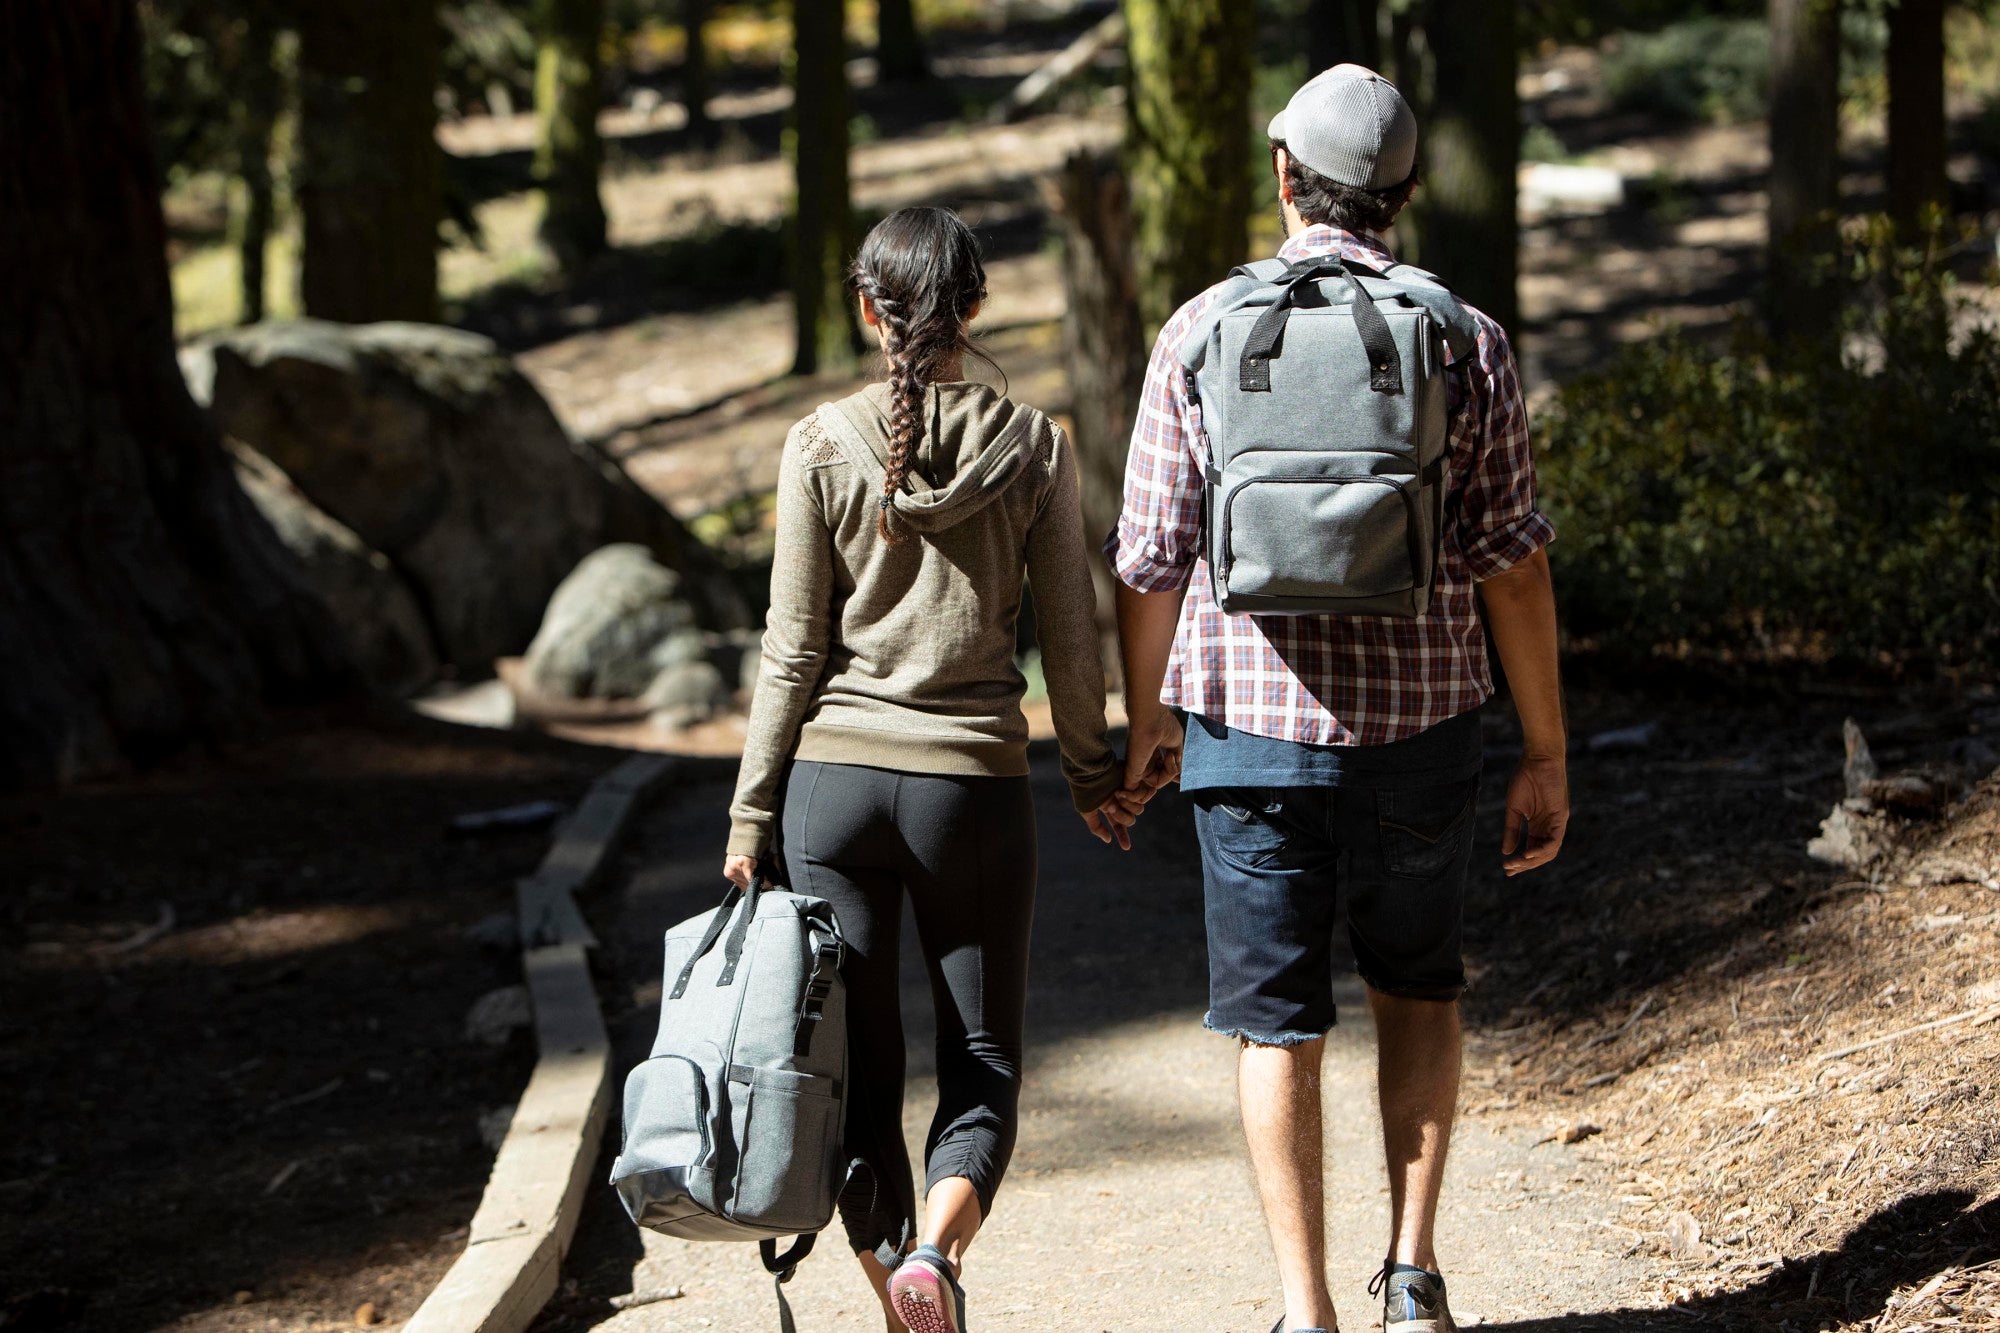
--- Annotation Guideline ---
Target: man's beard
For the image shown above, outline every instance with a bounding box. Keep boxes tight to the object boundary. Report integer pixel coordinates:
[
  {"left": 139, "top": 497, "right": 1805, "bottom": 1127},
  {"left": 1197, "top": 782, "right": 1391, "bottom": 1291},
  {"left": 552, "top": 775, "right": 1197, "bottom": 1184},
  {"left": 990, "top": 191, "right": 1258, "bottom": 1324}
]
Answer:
[{"left": 1277, "top": 200, "right": 1293, "bottom": 240}]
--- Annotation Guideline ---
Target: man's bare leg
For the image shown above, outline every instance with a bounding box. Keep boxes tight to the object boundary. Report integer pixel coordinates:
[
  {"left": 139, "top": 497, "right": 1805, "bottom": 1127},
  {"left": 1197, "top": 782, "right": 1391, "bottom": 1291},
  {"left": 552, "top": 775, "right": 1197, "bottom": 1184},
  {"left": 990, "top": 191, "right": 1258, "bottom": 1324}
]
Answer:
[
  {"left": 1240, "top": 1037, "right": 1340, "bottom": 1331},
  {"left": 1368, "top": 990, "right": 1462, "bottom": 1272}
]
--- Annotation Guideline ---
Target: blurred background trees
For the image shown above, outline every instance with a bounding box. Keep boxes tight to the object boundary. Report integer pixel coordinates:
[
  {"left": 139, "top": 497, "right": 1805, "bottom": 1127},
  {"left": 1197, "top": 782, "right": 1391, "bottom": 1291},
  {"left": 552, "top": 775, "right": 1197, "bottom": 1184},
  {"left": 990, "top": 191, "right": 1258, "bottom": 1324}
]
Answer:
[
  {"left": 533, "top": 0, "right": 611, "bottom": 272},
  {"left": 788, "top": 0, "right": 861, "bottom": 374}
]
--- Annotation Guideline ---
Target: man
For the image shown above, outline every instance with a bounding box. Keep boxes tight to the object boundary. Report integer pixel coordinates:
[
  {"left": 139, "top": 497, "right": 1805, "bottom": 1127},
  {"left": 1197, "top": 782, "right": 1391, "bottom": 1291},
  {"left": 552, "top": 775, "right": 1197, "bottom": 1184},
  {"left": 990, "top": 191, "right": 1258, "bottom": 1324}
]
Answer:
[{"left": 1106, "top": 66, "right": 1569, "bottom": 1333}]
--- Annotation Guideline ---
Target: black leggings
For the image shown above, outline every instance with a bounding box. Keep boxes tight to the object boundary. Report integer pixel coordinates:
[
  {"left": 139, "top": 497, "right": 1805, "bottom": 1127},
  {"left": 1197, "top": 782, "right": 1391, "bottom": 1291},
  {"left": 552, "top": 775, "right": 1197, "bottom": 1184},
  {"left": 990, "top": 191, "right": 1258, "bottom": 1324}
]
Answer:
[{"left": 780, "top": 760, "right": 1037, "bottom": 1259}]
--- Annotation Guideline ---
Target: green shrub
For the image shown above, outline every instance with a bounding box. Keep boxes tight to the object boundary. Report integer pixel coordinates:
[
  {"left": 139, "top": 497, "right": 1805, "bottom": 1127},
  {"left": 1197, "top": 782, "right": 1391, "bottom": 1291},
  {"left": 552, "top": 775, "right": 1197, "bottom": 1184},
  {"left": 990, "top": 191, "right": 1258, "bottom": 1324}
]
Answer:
[
  {"left": 1601, "top": 17, "right": 1770, "bottom": 125},
  {"left": 1539, "top": 224, "right": 2000, "bottom": 677}
]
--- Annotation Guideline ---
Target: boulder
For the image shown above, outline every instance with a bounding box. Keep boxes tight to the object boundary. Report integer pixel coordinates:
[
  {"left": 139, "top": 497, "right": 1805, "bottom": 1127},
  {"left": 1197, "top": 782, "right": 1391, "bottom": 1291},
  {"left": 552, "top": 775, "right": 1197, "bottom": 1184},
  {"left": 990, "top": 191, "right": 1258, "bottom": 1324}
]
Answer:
[
  {"left": 227, "top": 442, "right": 437, "bottom": 696},
  {"left": 522, "top": 544, "right": 698, "bottom": 699},
  {"left": 182, "top": 320, "right": 742, "bottom": 672},
  {"left": 648, "top": 660, "right": 732, "bottom": 730}
]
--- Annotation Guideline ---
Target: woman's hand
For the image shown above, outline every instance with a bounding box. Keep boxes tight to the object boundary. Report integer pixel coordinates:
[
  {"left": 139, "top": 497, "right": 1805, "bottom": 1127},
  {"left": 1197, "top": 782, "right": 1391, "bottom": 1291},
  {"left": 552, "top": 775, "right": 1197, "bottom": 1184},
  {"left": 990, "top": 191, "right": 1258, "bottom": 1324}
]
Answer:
[{"left": 722, "top": 854, "right": 758, "bottom": 890}]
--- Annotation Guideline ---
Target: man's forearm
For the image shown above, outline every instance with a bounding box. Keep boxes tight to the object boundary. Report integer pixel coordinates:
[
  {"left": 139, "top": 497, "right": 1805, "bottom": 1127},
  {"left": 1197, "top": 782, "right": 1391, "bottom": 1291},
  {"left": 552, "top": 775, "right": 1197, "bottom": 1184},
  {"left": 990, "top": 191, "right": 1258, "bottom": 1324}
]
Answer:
[
  {"left": 1477, "top": 548, "right": 1566, "bottom": 757},
  {"left": 1115, "top": 580, "right": 1186, "bottom": 723}
]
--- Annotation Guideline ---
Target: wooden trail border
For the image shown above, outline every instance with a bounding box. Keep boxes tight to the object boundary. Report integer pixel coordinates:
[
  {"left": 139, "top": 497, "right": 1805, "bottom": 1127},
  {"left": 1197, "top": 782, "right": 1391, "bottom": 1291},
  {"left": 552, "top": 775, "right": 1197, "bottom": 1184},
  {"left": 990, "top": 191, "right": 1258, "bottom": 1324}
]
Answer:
[{"left": 404, "top": 752, "right": 675, "bottom": 1333}]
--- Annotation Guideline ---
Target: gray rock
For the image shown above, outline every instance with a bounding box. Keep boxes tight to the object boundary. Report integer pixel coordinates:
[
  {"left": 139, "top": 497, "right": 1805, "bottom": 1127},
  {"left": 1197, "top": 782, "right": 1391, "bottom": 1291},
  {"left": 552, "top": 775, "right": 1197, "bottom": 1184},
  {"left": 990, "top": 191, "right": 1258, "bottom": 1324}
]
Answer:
[
  {"left": 522, "top": 545, "right": 698, "bottom": 699},
  {"left": 648, "top": 660, "right": 731, "bottom": 729},
  {"left": 182, "top": 320, "right": 742, "bottom": 672},
  {"left": 464, "top": 984, "right": 531, "bottom": 1046},
  {"left": 1806, "top": 804, "right": 1892, "bottom": 869},
  {"left": 656, "top": 627, "right": 711, "bottom": 671},
  {"left": 227, "top": 442, "right": 438, "bottom": 695}
]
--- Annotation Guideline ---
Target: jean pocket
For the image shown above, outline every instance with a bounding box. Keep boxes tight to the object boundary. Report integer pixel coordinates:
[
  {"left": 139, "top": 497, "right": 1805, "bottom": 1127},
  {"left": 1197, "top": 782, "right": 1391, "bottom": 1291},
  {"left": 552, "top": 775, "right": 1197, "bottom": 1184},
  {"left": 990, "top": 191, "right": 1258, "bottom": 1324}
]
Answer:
[
  {"left": 1198, "top": 789, "right": 1290, "bottom": 869},
  {"left": 1376, "top": 779, "right": 1479, "bottom": 880}
]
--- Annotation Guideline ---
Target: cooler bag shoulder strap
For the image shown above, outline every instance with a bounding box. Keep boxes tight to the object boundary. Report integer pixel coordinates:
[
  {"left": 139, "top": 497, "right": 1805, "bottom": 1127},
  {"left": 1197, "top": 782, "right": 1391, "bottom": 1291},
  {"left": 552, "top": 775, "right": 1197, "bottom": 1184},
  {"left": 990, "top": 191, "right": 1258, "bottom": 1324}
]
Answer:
[
  {"left": 1175, "top": 260, "right": 1291, "bottom": 374},
  {"left": 761, "top": 1235, "right": 817, "bottom": 1333},
  {"left": 1379, "top": 263, "right": 1481, "bottom": 362}
]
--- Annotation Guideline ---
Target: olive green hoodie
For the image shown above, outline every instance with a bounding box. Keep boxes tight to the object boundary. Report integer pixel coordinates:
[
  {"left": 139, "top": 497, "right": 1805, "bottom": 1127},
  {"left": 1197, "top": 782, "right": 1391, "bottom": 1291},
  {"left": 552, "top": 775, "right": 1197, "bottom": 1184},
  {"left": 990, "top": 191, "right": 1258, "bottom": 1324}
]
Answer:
[{"left": 727, "top": 380, "right": 1121, "bottom": 859}]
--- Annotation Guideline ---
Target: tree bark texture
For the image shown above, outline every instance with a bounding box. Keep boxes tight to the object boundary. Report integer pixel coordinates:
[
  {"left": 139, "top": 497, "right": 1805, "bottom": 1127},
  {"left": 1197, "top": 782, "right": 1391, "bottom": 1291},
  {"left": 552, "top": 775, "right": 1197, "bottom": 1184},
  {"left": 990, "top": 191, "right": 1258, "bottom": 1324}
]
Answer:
[
  {"left": 1125, "top": 0, "right": 1255, "bottom": 338},
  {"left": 1767, "top": 0, "right": 1842, "bottom": 341},
  {"left": 0, "top": 0, "right": 347, "bottom": 787},
  {"left": 877, "top": 0, "right": 928, "bottom": 84},
  {"left": 789, "top": 0, "right": 861, "bottom": 376},
  {"left": 535, "top": 0, "right": 610, "bottom": 270},
  {"left": 234, "top": 3, "right": 281, "bottom": 324},
  {"left": 1886, "top": 0, "right": 1947, "bottom": 232},
  {"left": 683, "top": 0, "right": 715, "bottom": 148},
  {"left": 1307, "top": 0, "right": 1381, "bottom": 77},
  {"left": 296, "top": 0, "right": 442, "bottom": 322},
  {"left": 1407, "top": 0, "right": 1519, "bottom": 332}
]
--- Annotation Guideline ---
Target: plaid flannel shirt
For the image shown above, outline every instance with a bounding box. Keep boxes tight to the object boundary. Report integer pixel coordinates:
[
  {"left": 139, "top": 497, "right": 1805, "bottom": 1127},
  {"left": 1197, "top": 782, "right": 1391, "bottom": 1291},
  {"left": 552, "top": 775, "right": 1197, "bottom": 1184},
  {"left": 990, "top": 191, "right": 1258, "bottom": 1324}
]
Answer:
[{"left": 1105, "top": 225, "right": 1555, "bottom": 747}]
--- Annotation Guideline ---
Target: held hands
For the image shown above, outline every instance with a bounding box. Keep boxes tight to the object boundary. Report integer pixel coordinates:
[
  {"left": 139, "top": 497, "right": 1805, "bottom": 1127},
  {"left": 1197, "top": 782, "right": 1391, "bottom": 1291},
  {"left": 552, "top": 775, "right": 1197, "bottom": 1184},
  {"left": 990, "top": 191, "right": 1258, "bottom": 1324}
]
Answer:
[
  {"left": 722, "top": 854, "right": 758, "bottom": 889},
  {"left": 1502, "top": 753, "right": 1570, "bottom": 876},
  {"left": 1081, "top": 708, "right": 1186, "bottom": 850}
]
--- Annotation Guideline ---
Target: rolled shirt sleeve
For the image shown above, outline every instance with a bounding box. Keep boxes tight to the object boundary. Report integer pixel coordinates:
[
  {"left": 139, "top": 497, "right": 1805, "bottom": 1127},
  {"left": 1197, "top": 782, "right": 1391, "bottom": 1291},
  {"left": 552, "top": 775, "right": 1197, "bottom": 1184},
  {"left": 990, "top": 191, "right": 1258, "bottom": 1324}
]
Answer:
[
  {"left": 1451, "top": 315, "right": 1556, "bottom": 582},
  {"left": 1104, "top": 296, "right": 1215, "bottom": 593}
]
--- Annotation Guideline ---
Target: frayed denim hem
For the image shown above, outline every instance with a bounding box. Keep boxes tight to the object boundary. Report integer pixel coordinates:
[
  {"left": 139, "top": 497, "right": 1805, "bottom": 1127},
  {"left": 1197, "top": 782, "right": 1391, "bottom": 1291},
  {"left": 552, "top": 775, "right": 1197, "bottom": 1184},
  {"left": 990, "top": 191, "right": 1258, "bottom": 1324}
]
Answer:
[{"left": 1202, "top": 1013, "right": 1336, "bottom": 1047}]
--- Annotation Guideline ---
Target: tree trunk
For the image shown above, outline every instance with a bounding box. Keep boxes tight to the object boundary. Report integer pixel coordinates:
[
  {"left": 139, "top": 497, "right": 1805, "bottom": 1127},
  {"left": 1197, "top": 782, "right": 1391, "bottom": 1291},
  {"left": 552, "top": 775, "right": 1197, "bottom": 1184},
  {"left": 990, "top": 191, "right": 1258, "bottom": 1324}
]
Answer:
[
  {"left": 234, "top": 3, "right": 281, "bottom": 324},
  {"left": 877, "top": 0, "right": 928, "bottom": 84},
  {"left": 534, "top": 0, "right": 609, "bottom": 272},
  {"left": 1767, "top": 0, "right": 1842, "bottom": 342},
  {"left": 1125, "top": 0, "right": 1255, "bottom": 337},
  {"left": 295, "top": 0, "right": 441, "bottom": 322},
  {"left": 1887, "top": 0, "right": 1946, "bottom": 234},
  {"left": 1049, "top": 151, "right": 1147, "bottom": 659},
  {"left": 683, "top": 0, "right": 715, "bottom": 149},
  {"left": 1407, "top": 0, "right": 1518, "bottom": 332},
  {"left": 0, "top": 0, "right": 347, "bottom": 788},
  {"left": 789, "top": 0, "right": 860, "bottom": 376},
  {"left": 1307, "top": 0, "right": 1381, "bottom": 77}
]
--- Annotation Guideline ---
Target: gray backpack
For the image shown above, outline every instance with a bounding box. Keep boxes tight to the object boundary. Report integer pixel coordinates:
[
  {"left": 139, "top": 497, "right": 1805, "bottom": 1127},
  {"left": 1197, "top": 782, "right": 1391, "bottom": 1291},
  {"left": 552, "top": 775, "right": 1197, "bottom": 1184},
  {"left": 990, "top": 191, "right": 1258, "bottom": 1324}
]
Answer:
[
  {"left": 1177, "top": 255, "right": 1480, "bottom": 617},
  {"left": 611, "top": 879, "right": 847, "bottom": 1323}
]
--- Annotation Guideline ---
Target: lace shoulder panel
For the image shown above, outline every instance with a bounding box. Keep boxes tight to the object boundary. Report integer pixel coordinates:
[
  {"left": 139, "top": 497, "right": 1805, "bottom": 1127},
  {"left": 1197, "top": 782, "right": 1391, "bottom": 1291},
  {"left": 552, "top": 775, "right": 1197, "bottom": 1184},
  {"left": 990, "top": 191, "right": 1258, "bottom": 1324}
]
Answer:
[{"left": 795, "top": 414, "right": 847, "bottom": 468}]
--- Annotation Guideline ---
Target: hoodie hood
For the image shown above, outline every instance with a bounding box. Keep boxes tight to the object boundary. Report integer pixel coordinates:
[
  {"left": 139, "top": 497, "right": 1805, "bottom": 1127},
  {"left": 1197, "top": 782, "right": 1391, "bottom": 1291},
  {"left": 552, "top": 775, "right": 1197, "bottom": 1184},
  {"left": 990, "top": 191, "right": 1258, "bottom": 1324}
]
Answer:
[{"left": 817, "top": 381, "right": 1043, "bottom": 534}]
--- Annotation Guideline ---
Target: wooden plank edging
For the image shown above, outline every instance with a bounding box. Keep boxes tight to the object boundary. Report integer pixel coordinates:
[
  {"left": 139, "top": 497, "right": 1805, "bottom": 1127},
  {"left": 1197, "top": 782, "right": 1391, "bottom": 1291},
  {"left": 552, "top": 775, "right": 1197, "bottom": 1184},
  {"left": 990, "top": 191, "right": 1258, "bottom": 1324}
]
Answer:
[{"left": 403, "top": 754, "right": 675, "bottom": 1333}]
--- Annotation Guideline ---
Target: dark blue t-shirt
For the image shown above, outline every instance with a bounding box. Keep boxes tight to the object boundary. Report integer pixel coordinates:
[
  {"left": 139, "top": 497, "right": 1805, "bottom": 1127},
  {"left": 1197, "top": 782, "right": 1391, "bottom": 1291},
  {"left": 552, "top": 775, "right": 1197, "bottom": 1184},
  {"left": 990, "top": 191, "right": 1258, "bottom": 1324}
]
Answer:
[{"left": 1180, "top": 708, "right": 1483, "bottom": 792}]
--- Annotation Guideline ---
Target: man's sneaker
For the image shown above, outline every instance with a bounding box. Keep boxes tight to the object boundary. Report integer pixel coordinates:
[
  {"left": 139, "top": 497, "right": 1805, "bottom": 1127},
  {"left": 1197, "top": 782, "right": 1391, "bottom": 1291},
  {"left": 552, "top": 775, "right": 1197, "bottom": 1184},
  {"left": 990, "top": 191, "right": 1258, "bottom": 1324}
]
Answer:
[
  {"left": 889, "top": 1244, "right": 967, "bottom": 1333},
  {"left": 1372, "top": 1263, "right": 1455, "bottom": 1333}
]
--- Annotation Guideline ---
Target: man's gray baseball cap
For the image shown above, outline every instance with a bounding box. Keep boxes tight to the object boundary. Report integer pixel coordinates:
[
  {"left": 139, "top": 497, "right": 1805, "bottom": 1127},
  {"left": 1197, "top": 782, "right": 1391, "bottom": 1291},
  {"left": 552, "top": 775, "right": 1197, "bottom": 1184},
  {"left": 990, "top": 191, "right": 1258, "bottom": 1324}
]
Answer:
[{"left": 1267, "top": 63, "right": 1418, "bottom": 191}]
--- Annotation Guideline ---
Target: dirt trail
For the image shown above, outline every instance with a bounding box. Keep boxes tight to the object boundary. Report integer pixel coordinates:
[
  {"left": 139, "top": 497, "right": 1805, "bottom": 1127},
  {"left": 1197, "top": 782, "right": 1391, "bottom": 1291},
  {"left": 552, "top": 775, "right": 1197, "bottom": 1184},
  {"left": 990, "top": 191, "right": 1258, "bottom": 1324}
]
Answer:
[{"left": 547, "top": 751, "right": 1661, "bottom": 1333}]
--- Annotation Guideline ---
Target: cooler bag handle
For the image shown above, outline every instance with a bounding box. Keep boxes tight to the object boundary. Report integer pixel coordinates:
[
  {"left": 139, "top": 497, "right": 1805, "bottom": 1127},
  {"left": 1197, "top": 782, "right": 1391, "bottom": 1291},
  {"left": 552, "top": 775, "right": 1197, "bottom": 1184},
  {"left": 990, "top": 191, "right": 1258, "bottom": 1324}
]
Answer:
[
  {"left": 666, "top": 876, "right": 762, "bottom": 999},
  {"left": 1238, "top": 257, "right": 1402, "bottom": 397}
]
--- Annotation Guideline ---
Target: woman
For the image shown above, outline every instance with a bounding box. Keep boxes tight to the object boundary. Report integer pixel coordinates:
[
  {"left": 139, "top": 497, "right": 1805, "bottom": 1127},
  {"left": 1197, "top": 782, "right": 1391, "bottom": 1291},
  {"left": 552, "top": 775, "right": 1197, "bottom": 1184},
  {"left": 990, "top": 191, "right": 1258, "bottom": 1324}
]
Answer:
[{"left": 723, "top": 207, "right": 1139, "bottom": 1333}]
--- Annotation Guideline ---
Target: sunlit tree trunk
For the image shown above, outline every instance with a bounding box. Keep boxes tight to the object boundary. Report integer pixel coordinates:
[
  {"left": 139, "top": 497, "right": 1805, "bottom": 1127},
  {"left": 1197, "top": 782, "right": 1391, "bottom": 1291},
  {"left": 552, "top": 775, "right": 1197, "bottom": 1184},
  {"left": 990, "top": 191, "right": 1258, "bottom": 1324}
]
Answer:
[
  {"left": 1125, "top": 0, "right": 1255, "bottom": 336},
  {"left": 877, "top": 0, "right": 928, "bottom": 84},
  {"left": 295, "top": 0, "right": 441, "bottom": 322},
  {"left": 789, "top": 0, "right": 860, "bottom": 375},
  {"left": 1407, "top": 0, "right": 1518, "bottom": 332},
  {"left": 1307, "top": 0, "right": 1380, "bottom": 76},
  {"left": 684, "top": 0, "right": 715, "bottom": 148},
  {"left": 1886, "top": 0, "right": 1946, "bottom": 234},
  {"left": 534, "top": 0, "right": 609, "bottom": 272},
  {"left": 0, "top": 0, "right": 347, "bottom": 787},
  {"left": 1767, "top": 0, "right": 1842, "bottom": 341}
]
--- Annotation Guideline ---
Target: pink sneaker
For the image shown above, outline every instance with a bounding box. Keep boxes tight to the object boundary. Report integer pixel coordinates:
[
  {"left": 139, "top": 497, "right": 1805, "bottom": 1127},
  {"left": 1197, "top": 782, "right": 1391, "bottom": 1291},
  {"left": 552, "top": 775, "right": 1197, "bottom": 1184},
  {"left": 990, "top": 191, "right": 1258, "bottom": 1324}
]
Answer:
[{"left": 888, "top": 1244, "right": 967, "bottom": 1333}]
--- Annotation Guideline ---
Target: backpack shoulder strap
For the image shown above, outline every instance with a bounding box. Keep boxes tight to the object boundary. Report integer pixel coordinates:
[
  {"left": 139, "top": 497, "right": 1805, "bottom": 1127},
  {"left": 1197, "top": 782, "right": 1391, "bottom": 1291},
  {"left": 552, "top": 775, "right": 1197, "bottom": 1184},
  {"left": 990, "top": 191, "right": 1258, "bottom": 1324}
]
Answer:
[
  {"left": 1176, "top": 260, "right": 1291, "bottom": 373},
  {"left": 1379, "top": 263, "right": 1481, "bottom": 362}
]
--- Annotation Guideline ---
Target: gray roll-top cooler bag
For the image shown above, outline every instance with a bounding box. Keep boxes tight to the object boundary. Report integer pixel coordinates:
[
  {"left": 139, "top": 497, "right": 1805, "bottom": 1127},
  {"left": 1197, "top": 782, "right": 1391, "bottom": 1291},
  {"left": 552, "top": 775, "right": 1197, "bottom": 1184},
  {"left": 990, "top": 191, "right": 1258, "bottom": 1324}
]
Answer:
[
  {"left": 1177, "top": 255, "right": 1480, "bottom": 618},
  {"left": 611, "top": 879, "right": 847, "bottom": 1321}
]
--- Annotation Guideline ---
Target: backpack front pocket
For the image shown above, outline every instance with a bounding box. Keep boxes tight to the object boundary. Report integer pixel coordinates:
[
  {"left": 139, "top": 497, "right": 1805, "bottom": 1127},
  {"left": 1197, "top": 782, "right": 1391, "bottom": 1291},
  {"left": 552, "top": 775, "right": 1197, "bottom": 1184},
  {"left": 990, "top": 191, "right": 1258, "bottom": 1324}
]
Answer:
[
  {"left": 1221, "top": 465, "right": 1420, "bottom": 603},
  {"left": 724, "top": 1064, "right": 842, "bottom": 1232},
  {"left": 613, "top": 1053, "right": 725, "bottom": 1228}
]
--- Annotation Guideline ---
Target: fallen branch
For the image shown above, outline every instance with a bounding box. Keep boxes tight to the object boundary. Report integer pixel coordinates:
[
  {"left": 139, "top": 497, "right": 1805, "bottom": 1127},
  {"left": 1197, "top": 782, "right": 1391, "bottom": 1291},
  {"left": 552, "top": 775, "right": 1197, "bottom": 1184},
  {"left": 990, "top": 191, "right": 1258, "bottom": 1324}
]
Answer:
[
  {"left": 1813, "top": 1005, "right": 2000, "bottom": 1063},
  {"left": 1581, "top": 992, "right": 1656, "bottom": 1051},
  {"left": 988, "top": 12, "right": 1124, "bottom": 124}
]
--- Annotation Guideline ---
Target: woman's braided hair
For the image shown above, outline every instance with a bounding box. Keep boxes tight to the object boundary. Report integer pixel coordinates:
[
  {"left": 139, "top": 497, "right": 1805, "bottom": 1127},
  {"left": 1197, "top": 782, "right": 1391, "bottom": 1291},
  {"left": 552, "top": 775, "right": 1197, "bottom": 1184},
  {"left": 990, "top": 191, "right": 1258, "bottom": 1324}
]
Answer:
[{"left": 850, "top": 207, "right": 993, "bottom": 542}]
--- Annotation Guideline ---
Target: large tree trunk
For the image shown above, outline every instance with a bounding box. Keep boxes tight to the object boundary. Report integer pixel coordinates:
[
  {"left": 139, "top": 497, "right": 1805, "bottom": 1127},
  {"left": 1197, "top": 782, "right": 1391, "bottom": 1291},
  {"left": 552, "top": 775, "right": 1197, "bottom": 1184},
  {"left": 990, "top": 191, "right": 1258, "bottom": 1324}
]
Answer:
[
  {"left": 1125, "top": 0, "right": 1255, "bottom": 336},
  {"left": 877, "top": 0, "right": 928, "bottom": 84},
  {"left": 1767, "top": 0, "right": 1842, "bottom": 342},
  {"left": 1049, "top": 151, "right": 1147, "bottom": 663},
  {"left": 234, "top": 2, "right": 282, "bottom": 324},
  {"left": 1407, "top": 0, "right": 1518, "bottom": 332},
  {"left": 789, "top": 0, "right": 860, "bottom": 376},
  {"left": 295, "top": 0, "right": 441, "bottom": 322},
  {"left": 1887, "top": 0, "right": 1947, "bottom": 234},
  {"left": 683, "top": 0, "right": 715, "bottom": 149},
  {"left": 0, "top": 0, "right": 347, "bottom": 788},
  {"left": 1307, "top": 0, "right": 1381, "bottom": 76},
  {"left": 534, "top": 0, "right": 610, "bottom": 272}
]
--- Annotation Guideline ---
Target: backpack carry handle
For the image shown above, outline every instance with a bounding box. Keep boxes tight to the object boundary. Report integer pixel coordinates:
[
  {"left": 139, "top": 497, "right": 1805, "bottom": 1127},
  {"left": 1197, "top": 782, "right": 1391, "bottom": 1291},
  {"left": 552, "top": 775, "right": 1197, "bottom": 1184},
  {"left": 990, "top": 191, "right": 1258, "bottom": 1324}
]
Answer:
[
  {"left": 667, "top": 875, "right": 765, "bottom": 999},
  {"left": 1238, "top": 257, "right": 1403, "bottom": 397},
  {"left": 716, "top": 873, "right": 764, "bottom": 985}
]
